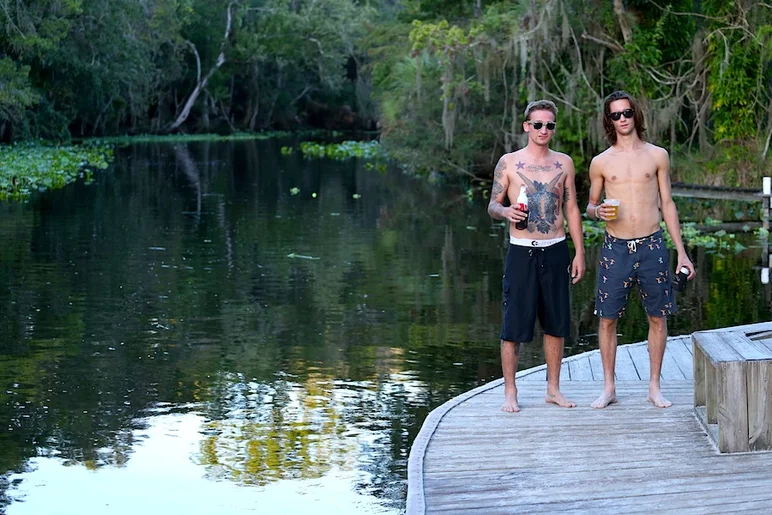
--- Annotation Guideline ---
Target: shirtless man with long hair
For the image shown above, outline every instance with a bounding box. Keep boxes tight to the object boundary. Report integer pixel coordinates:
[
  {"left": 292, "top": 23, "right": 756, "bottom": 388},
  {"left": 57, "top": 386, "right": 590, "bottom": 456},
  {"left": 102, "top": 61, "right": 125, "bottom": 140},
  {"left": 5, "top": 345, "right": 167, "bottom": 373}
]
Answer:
[{"left": 586, "top": 91, "right": 695, "bottom": 409}]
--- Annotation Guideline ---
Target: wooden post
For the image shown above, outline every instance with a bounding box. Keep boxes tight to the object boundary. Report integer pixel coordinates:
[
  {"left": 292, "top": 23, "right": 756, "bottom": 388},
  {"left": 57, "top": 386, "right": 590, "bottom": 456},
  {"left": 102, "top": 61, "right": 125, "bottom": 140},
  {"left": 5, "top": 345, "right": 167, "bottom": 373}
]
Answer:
[
  {"left": 717, "top": 362, "right": 750, "bottom": 453},
  {"left": 748, "top": 361, "right": 772, "bottom": 451},
  {"left": 763, "top": 177, "right": 771, "bottom": 232},
  {"left": 693, "top": 340, "right": 706, "bottom": 407}
]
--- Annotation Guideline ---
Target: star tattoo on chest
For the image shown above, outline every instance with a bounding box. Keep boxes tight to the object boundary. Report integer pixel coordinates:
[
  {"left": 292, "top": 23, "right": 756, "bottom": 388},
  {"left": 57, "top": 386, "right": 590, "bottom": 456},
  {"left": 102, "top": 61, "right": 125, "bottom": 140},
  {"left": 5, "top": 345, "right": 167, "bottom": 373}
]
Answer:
[
  {"left": 554, "top": 161, "right": 563, "bottom": 169},
  {"left": 516, "top": 161, "right": 525, "bottom": 170}
]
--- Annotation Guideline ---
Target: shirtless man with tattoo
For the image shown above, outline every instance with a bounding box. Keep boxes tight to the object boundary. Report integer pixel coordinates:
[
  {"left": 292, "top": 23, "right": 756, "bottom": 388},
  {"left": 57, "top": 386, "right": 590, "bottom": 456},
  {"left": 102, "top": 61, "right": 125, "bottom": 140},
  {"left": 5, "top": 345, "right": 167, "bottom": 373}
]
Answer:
[
  {"left": 586, "top": 91, "right": 695, "bottom": 409},
  {"left": 488, "top": 99, "right": 586, "bottom": 412}
]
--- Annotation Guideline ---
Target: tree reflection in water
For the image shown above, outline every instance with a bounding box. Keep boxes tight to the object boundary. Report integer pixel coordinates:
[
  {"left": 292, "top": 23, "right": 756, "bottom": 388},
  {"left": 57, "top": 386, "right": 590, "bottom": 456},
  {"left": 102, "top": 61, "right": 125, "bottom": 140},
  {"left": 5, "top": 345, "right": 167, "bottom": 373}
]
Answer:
[{"left": 0, "top": 140, "right": 769, "bottom": 513}]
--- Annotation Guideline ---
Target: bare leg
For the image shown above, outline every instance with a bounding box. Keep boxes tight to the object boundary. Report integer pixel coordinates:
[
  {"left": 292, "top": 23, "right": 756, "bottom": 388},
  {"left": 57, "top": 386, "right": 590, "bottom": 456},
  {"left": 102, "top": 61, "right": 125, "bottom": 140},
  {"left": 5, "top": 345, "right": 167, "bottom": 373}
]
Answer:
[
  {"left": 646, "top": 315, "right": 672, "bottom": 408},
  {"left": 543, "top": 334, "right": 576, "bottom": 407},
  {"left": 592, "top": 317, "right": 619, "bottom": 408},
  {"left": 501, "top": 340, "right": 521, "bottom": 412}
]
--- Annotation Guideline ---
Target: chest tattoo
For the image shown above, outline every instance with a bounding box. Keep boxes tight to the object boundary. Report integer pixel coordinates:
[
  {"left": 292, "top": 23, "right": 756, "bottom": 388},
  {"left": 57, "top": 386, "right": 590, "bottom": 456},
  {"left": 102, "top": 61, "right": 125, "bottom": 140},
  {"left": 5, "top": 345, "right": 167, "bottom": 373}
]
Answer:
[{"left": 517, "top": 171, "right": 563, "bottom": 234}]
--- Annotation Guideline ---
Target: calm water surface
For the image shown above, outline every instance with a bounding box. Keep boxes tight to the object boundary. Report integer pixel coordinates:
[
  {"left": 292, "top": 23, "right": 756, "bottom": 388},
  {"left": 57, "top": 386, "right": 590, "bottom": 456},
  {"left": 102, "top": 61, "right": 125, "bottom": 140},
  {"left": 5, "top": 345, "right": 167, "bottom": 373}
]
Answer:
[{"left": 0, "top": 140, "right": 770, "bottom": 514}]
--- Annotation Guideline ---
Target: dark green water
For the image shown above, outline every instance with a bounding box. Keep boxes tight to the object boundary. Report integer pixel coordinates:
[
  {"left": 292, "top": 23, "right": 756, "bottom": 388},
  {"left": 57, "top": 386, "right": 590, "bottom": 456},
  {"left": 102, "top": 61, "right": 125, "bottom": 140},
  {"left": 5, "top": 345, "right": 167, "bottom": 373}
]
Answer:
[{"left": 0, "top": 140, "right": 769, "bottom": 514}]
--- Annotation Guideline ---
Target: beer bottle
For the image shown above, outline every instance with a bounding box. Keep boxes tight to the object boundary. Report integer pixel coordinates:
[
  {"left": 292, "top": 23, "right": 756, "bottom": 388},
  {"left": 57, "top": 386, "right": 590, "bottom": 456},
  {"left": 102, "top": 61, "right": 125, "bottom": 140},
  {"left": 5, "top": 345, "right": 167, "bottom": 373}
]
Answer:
[{"left": 515, "top": 185, "right": 529, "bottom": 230}]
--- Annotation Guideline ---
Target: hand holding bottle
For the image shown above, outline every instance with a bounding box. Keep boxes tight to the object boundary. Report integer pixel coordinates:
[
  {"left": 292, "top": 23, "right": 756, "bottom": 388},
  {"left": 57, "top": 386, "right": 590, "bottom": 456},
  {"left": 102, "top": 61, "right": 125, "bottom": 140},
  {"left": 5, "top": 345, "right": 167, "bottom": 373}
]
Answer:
[{"left": 514, "top": 185, "right": 529, "bottom": 230}]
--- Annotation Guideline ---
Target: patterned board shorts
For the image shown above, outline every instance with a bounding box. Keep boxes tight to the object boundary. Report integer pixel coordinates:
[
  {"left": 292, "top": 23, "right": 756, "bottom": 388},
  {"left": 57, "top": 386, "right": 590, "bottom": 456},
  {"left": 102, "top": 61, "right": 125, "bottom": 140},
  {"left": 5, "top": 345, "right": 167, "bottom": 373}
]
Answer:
[{"left": 594, "top": 230, "right": 676, "bottom": 319}]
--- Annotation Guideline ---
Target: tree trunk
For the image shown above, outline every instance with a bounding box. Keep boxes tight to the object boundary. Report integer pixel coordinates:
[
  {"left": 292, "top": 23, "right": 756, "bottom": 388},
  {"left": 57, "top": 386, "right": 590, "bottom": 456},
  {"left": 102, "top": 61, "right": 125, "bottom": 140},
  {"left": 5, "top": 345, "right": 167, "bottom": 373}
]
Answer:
[
  {"left": 613, "top": 0, "right": 633, "bottom": 46},
  {"left": 249, "top": 62, "right": 260, "bottom": 130},
  {"left": 167, "top": 2, "right": 234, "bottom": 132},
  {"left": 201, "top": 89, "right": 211, "bottom": 130},
  {"left": 699, "top": 94, "right": 710, "bottom": 153}
]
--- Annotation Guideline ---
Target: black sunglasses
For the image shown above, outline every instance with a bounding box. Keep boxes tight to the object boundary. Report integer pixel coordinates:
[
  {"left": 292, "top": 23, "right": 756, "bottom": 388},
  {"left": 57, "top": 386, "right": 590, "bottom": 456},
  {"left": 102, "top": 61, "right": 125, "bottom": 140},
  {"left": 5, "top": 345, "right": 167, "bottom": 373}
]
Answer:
[
  {"left": 526, "top": 121, "right": 556, "bottom": 131},
  {"left": 608, "top": 108, "right": 634, "bottom": 121}
]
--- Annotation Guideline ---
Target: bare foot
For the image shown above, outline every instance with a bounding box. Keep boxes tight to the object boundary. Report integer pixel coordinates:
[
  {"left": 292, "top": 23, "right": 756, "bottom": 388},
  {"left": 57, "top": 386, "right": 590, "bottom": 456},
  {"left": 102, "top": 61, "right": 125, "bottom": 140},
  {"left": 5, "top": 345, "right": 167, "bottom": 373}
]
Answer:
[
  {"left": 647, "top": 390, "right": 672, "bottom": 408},
  {"left": 545, "top": 390, "right": 576, "bottom": 408},
  {"left": 501, "top": 386, "right": 520, "bottom": 412},
  {"left": 591, "top": 390, "right": 618, "bottom": 409}
]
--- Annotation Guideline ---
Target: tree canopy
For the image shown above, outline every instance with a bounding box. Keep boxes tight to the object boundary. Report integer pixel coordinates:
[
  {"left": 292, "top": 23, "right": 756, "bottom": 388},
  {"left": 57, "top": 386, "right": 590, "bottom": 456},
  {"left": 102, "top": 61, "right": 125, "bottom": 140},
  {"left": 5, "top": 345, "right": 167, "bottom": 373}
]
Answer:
[{"left": 0, "top": 0, "right": 769, "bottom": 183}]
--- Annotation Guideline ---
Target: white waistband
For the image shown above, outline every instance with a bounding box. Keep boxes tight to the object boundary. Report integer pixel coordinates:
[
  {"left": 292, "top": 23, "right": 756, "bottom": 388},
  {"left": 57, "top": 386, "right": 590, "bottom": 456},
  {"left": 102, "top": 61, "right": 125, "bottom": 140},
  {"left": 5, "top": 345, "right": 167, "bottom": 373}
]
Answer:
[{"left": 509, "top": 236, "right": 566, "bottom": 248}]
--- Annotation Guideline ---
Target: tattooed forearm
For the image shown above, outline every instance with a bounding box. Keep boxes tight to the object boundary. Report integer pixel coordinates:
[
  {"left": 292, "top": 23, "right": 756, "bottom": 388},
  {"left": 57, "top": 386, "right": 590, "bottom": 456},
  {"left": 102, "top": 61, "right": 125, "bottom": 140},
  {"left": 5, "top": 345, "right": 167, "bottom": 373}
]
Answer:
[{"left": 488, "top": 197, "right": 505, "bottom": 218}]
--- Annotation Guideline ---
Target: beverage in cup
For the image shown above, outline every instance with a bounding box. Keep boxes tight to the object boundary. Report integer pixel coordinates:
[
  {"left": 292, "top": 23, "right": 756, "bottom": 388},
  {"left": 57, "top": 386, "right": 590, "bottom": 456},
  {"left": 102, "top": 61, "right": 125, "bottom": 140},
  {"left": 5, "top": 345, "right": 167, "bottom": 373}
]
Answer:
[
  {"left": 672, "top": 266, "right": 690, "bottom": 292},
  {"left": 604, "top": 199, "right": 620, "bottom": 220}
]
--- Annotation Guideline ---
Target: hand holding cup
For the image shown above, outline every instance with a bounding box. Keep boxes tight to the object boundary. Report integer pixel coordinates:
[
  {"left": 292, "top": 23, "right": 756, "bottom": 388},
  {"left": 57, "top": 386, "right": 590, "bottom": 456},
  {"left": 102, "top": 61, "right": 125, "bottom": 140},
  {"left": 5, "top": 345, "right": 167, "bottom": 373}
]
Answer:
[{"left": 603, "top": 199, "right": 620, "bottom": 221}]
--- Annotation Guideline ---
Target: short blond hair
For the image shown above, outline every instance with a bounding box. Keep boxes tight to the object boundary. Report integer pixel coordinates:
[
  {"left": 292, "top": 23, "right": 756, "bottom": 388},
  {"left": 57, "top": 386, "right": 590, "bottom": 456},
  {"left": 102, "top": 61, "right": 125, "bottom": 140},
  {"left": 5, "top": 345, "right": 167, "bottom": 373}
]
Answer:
[{"left": 524, "top": 100, "right": 558, "bottom": 121}]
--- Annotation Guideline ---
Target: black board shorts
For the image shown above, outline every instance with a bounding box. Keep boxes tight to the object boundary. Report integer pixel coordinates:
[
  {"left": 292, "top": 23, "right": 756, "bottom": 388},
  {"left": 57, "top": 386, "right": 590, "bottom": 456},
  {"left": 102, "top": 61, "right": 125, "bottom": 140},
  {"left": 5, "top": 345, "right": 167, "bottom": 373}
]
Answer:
[
  {"left": 500, "top": 238, "right": 571, "bottom": 343},
  {"left": 594, "top": 230, "right": 676, "bottom": 319}
]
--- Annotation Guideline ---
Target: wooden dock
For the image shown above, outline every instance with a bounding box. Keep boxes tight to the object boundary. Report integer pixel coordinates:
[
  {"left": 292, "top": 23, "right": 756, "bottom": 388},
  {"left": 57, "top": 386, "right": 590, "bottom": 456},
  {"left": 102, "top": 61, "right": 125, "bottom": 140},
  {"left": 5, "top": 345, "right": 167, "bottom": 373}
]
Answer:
[{"left": 408, "top": 325, "right": 772, "bottom": 514}]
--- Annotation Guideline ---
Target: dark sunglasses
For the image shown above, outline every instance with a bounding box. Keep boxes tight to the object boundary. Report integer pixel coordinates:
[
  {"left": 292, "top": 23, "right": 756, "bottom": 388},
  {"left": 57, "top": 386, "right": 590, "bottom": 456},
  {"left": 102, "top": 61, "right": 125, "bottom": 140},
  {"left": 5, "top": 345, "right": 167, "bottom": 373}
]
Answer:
[
  {"left": 607, "top": 108, "right": 634, "bottom": 121},
  {"left": 526, "top": 121, "right": 556, "bottom": 131}
]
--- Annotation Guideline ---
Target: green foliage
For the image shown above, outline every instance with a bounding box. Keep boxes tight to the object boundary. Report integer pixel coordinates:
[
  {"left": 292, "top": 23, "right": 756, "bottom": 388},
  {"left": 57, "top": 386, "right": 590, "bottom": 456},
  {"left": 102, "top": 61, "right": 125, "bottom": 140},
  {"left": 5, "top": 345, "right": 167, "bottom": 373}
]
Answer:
[
  {"left": 581, "top": 218, "right": 755, "bottom": 255},
  {"left": 0, "top": 142, "right": 112, "bottom": 201},
  {"left": 704, "top": 0, "right": 765, "bottom": 142},
  {"left": 398, "top": 0, "right": 477, "bottom": 21},
  {"left": 409, "top": 20, "right": 468, "bottom": 56},
  {"left": 607, "top": 15, "right": 665, "bottom": 95},
  {"left": 0, "top": 58, "right": 37, "bottom": 120},
  {"left": 669, "top": 221, "right": 749, "bottom": 255},
  {"left": 0, "top": 0, "right": 767, "bottom": 189},
  {"left": 371, "top": 0, "right": 769, "bottom": 184},
  {"left": 0, "top": 0, "right": 376, "bottom": 138},
  {"left": 298, "top": 140, "right": 385, "bottom": 160}
]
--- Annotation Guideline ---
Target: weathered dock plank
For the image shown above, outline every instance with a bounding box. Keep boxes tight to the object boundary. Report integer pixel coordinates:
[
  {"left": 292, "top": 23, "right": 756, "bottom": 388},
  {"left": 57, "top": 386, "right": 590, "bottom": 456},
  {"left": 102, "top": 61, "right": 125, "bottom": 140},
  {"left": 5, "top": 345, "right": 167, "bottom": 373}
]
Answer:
[
  {"left": 614, "top": 345, "right": 640, "bottom": 380},
  {"left": 567, "top": 355, "right": 593, "bottom": 380},
  {"left": 625, "top": 342, "right": 651, "bottom": 380}
]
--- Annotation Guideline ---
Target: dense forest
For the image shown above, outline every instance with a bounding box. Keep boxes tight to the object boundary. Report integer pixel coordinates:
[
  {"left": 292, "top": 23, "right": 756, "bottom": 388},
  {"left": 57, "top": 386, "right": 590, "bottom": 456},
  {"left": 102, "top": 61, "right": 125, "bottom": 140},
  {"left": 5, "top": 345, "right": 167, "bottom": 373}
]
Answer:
[{"left": 0, "top": 0, "right": 769, "bottom": 183}]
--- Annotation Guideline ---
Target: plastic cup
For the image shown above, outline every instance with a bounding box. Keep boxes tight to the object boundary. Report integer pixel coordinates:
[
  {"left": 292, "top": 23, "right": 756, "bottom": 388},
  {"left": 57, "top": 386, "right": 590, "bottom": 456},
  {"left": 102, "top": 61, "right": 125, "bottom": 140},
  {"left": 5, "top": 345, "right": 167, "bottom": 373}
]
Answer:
[{"left": 604, "top": 198, "right": 620, "bottom": 220}]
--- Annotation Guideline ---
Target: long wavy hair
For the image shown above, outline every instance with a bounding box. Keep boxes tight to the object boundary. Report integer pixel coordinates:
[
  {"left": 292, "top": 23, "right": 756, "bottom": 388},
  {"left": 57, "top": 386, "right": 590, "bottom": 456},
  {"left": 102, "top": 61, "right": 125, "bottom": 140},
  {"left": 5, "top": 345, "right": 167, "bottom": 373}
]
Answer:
[{"left": 602, "top": 91, "right": 646, "bottom": 145}]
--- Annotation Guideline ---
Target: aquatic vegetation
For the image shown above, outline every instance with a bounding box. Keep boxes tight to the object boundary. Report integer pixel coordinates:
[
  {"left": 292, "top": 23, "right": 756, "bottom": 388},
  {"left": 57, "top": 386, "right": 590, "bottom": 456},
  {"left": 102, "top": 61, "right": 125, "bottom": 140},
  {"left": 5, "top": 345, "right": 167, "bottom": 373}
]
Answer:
[
  {"left": 579, "top": 219, "right": 758, "bottom": 255},
  {"left": 0, "top": 142, "right": 113, "bottom": 201},
  {"left": 298, "top": 140, "right": 385, "bottom": 161}
]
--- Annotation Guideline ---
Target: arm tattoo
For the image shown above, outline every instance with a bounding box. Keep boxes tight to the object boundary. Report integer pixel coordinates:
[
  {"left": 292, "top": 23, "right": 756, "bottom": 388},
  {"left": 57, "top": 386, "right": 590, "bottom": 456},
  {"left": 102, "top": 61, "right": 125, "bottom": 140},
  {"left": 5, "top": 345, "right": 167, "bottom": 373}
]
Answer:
[
  {"left": 563, "top": 186, "right": 571, "bottom": 203},
  {"left": 489, "top": 157, "right": 507, "bottom": 213},
  {"left": 491, "top": 180, "right": 505, "bottom": 199},
  {"left": 493, "top": 158, "right": 506, "bottom": 181}
]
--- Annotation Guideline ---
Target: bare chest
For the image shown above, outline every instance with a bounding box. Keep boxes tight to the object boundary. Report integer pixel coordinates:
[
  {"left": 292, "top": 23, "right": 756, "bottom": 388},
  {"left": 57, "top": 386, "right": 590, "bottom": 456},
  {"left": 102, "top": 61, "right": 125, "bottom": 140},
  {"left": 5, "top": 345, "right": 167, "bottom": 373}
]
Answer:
[
  {"left": 603, "top": 153, "right": 658, "bottom": 186},
  {"left": 508, "top": 167, "right": 565, "bottom": 203}
]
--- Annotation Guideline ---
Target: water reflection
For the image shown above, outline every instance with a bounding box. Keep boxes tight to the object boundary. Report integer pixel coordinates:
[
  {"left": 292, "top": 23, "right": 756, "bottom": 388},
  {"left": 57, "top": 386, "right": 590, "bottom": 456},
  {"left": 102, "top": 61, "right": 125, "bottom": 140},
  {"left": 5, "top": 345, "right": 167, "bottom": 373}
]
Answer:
[
  {"left": 0, "top": 140, "right": 769, "bottom": 513},
  {"left": 7, "top": 411, "right": 391, "bottom": 515}
]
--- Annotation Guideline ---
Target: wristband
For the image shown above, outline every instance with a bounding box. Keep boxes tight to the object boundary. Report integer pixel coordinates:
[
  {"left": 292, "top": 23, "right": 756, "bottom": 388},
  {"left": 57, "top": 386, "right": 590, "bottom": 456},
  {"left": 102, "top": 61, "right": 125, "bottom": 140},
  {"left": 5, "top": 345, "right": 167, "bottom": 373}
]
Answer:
[{"left": 594, "top": 204, "right": 601, "bottom": 219}]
